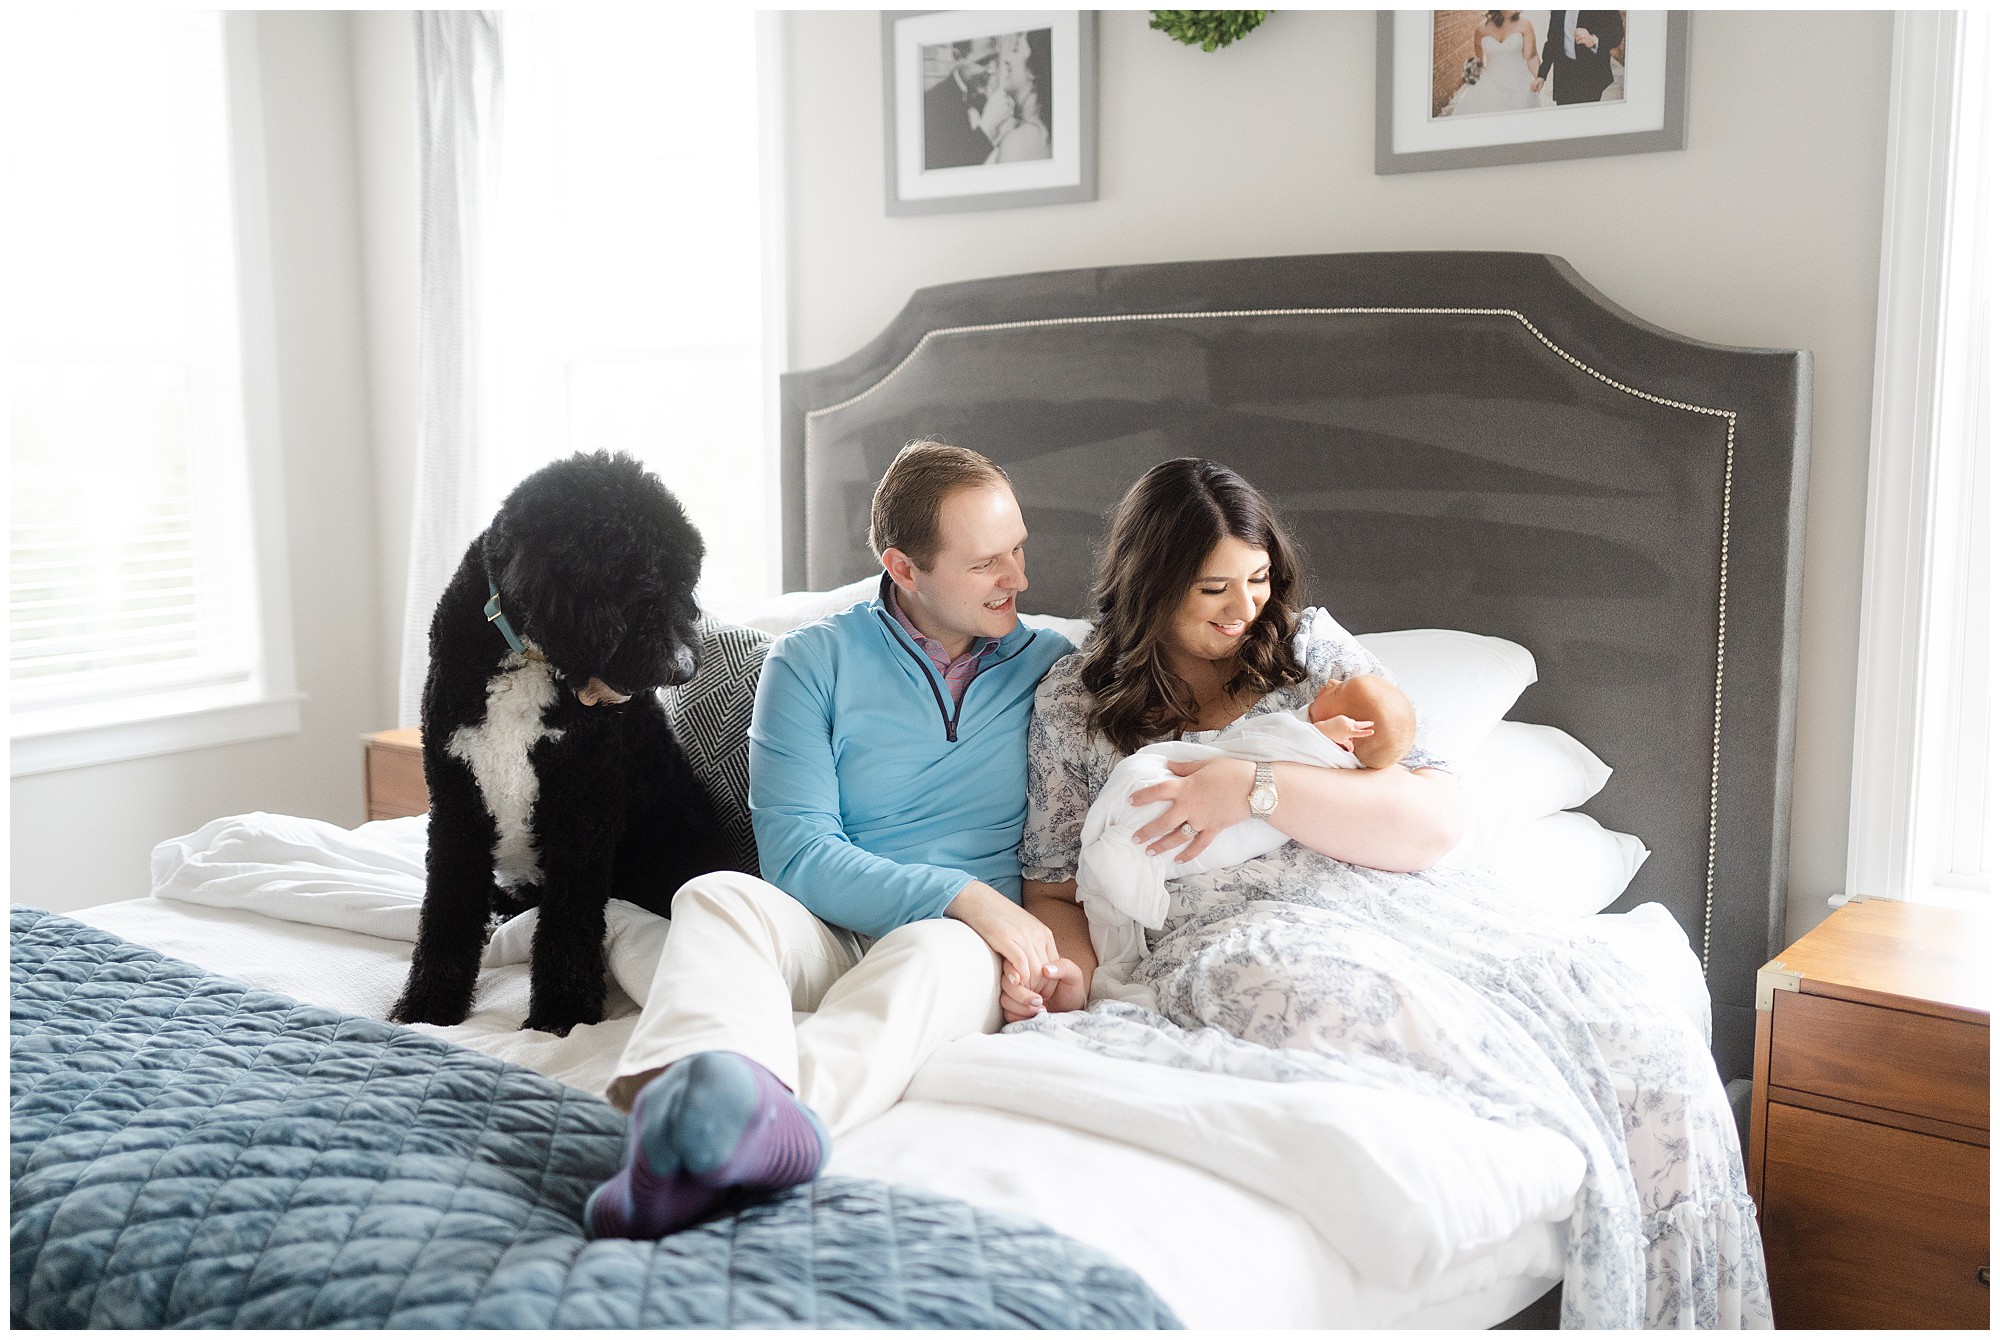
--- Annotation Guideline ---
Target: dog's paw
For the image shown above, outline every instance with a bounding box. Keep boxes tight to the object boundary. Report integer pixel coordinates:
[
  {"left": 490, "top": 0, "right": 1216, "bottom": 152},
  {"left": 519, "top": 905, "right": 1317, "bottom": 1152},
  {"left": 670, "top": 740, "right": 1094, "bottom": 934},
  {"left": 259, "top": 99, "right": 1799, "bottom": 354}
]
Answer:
[
  {"left": 390, "top": 985, "right": 474, "bottom": 1028},
  {"left": 521, "top": 1000, "right": 602, "bottom": 1038}
]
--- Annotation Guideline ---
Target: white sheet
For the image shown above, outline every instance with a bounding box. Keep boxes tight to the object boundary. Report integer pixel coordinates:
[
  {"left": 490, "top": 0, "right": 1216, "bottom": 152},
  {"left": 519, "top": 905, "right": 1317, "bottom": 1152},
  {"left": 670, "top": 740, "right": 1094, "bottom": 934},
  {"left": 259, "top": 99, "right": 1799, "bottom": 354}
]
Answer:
[{"left": 61, "top": 807, "right": 1714, "bottom": 1327}]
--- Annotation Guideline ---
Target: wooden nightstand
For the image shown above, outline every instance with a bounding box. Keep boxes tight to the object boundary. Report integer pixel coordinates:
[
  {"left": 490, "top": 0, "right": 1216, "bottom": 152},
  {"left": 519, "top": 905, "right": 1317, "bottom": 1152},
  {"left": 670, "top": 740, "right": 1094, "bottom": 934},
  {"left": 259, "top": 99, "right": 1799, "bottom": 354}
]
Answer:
[
  {"left": 362, "top": 728, "right": 427, "bottom": 820},
  {"left": 1749, "top": 896, "right": 1990, "bottom": 1328}
]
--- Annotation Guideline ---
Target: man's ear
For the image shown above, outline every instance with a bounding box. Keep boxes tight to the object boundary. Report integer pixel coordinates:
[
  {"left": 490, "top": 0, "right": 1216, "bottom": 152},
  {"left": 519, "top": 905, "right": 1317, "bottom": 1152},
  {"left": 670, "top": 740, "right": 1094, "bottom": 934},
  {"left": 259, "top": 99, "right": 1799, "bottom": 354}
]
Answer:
[{"left": 882, "top": 547, "right": 921, "bottom": 595}]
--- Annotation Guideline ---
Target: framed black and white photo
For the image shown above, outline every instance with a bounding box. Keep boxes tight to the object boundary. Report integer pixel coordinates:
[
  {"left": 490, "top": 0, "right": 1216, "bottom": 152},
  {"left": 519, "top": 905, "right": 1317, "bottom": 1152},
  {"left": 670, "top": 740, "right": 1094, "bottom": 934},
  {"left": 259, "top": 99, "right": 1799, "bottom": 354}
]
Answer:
[
  {"left": 882, "top": 10, "right": 1096, "bottom": 215},
  {"left": 1377, "top": 10, "right": 1688, "bottom": 174}
]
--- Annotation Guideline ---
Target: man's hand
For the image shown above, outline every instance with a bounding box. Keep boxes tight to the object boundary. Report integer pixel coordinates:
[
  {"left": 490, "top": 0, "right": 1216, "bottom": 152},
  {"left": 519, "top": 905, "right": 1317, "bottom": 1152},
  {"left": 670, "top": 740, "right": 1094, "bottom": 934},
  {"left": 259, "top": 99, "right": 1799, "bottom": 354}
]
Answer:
[
  {"left": 1574, "top": 26, "right": 1597, "bottom": 49},
  {"left": 946, "top": 881, "right": 1060, "bottom": 1007},
  {"left": 999, "top": 956, "right": 1087, "bottom": 1024}
]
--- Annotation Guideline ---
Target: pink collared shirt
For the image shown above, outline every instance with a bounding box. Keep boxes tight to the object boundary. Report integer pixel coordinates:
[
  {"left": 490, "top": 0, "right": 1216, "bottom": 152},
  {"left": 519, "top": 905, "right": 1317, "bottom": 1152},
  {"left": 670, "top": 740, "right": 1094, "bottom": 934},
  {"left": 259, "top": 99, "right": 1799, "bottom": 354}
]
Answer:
[{"left": 886, "top": 585, "right": 999, "bottom": 708}]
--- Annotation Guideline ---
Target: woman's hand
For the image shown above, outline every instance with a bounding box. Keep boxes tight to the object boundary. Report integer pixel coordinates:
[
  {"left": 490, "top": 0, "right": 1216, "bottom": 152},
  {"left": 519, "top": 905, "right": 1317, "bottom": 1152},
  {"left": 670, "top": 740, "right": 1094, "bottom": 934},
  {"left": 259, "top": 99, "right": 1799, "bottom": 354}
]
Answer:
[
  {"left": 1130, "top": 756, "right": 1256, "bottom": 865},
  {"left": 999, "top": 957, "right": 1088, "bottom": 1023}
]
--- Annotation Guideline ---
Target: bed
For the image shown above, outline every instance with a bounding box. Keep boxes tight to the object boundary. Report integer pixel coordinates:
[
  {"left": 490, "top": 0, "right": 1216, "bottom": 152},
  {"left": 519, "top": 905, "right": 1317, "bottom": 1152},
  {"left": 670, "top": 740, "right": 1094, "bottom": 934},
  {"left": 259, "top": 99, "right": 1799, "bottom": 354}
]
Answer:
[{"left": 14, "top": 251, "right": 1809, "bottom": 1328}]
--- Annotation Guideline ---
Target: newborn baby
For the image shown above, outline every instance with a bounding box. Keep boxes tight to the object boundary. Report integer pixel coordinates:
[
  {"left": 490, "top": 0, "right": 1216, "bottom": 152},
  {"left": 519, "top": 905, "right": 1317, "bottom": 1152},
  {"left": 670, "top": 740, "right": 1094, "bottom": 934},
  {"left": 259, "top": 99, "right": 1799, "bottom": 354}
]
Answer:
[{"left": 1074, "top": 674, "right": 1420, "bottom": 1001}]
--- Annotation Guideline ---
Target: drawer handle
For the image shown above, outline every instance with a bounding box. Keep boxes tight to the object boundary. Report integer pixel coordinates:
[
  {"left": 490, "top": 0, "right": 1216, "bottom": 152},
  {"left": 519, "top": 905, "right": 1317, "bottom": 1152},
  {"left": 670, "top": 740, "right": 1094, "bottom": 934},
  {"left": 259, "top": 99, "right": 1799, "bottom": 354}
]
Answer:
[{"left": 1980, "top": 1266, "right": 1990, "bottom": 1287}]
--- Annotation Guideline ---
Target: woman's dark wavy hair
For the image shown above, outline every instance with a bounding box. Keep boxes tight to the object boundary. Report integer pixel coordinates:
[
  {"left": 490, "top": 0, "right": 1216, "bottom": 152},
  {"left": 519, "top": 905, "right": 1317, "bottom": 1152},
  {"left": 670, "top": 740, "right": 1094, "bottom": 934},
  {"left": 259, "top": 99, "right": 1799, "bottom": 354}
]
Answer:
[{"left": 1080, "top": 459, "right": 1308, "bottom": 754}]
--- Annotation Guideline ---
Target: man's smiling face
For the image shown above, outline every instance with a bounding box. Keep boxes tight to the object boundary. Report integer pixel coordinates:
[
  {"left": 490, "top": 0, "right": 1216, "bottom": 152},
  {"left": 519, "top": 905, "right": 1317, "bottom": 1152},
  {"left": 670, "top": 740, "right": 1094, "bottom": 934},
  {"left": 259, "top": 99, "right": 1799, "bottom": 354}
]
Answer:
[{"left": 890, "top": 482, "right": 1028, "bottom": 658}]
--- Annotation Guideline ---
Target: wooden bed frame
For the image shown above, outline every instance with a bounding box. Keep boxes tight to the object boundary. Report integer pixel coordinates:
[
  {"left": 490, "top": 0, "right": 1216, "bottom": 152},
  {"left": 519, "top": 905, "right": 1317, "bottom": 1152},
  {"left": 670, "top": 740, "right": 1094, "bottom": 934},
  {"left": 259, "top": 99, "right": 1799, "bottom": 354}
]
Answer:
[{"left": 780, "top": 251, "right": 1810, "bottom": 1096}]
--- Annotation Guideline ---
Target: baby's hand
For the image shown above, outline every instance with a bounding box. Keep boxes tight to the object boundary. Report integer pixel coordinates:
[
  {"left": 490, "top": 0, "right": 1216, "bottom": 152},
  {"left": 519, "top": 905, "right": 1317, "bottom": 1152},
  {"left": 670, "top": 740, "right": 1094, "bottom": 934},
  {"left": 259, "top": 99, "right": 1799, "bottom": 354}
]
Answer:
[{"left": 1311, "top": 714, "right": 1374, "bottom": 751}]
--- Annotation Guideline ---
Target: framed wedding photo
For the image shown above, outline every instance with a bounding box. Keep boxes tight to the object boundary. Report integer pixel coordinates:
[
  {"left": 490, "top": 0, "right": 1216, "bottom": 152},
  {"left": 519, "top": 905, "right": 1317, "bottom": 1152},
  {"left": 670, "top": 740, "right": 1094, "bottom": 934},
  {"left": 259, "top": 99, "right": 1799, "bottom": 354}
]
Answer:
[
  {"left": 882, "top": 10, "right": 1097, "bottom": 216},
  {"left": 1376, "top": 10, "right": 1689, "bottom": 174}
]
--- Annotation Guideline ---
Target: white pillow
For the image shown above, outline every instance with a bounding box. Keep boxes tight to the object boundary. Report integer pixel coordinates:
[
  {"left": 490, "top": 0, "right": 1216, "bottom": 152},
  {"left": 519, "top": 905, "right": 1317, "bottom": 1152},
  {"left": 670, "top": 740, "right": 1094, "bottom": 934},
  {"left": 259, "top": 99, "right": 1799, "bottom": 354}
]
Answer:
[
  {"left": 1454, "top": 721, "right": 1613, "bottom": 865},
  {"left": 1484, "top": 810, "right": 1650, "bottom": 919},
  {"left": 1019, "top": 611, "right": 1093, "bottom": 646},
  {"left": 706, "top": 575, "right": 877, "bottom": 636},
  {"left": 1354, "top": 629, "right": 1537, "bottom": 763}
]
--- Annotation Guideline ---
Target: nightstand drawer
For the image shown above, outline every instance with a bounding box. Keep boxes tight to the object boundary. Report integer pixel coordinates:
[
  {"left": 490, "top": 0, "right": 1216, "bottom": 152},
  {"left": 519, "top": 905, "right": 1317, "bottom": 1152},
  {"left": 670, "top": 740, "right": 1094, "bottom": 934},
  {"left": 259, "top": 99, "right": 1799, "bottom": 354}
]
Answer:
[
  {"left": 1761, "top": 1101, "right": 1988, "bottom": 1328},
  {"left": 1769, "top": 989, "right": 1988, "bottom": 1130}
]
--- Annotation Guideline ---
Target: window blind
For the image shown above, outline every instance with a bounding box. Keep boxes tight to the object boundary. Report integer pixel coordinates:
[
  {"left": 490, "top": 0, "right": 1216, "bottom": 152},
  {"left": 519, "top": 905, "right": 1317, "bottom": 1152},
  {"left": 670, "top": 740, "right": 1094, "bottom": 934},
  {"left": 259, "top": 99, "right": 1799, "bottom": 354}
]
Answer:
[{"left": 6, "top": 11, "right": 261, "bottom": 719}]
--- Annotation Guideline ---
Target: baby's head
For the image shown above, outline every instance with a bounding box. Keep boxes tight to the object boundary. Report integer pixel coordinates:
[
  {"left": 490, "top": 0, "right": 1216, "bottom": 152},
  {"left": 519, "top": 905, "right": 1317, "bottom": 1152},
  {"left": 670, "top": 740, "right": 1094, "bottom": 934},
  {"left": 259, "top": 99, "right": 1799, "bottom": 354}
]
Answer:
[{"left": 1309, "top": 674, "right": 1417, "bottom": 769}]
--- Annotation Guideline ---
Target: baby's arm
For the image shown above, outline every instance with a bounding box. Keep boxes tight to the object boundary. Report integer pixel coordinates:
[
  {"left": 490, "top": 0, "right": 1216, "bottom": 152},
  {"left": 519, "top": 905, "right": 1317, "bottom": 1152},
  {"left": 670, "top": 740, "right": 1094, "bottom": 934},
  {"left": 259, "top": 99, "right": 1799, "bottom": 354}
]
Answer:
[
  {"left": 1311, "top": 712, "right": 1375, "bottom": 751},
  {"left": 1307, "top": 679, "right": 1375, "bottom": 752}
]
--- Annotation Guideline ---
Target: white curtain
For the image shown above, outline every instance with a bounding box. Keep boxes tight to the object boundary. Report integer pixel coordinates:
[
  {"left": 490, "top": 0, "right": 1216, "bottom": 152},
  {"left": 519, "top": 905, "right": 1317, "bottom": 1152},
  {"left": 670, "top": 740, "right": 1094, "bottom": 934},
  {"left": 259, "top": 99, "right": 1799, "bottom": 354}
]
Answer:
[{"left": 399, "top": 11, "right": 502, "bottom": 727}]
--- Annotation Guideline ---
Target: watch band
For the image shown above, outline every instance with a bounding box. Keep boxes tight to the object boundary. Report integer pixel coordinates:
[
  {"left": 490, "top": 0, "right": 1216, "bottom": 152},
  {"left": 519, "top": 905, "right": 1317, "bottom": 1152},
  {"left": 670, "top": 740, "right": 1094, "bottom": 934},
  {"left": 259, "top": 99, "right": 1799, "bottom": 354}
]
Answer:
[{"left": 1249, "top": 761, "right": 1278, "bottom": 817}]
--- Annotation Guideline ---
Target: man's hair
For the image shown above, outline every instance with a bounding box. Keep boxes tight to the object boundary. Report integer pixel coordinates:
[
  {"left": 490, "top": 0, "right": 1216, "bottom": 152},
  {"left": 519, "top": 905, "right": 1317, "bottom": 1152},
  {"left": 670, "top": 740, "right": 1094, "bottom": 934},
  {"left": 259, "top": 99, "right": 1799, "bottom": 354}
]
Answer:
[{"left": 868, "top": 440, "right": 1011, "bottom": 570}]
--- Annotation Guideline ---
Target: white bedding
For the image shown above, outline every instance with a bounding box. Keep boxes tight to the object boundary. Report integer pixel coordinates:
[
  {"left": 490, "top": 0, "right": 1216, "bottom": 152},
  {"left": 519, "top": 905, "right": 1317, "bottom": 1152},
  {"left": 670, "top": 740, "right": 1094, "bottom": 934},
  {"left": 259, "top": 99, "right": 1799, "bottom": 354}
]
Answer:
[{"left": 63, "top": 809, "right": 1716, "bottom": 1328}]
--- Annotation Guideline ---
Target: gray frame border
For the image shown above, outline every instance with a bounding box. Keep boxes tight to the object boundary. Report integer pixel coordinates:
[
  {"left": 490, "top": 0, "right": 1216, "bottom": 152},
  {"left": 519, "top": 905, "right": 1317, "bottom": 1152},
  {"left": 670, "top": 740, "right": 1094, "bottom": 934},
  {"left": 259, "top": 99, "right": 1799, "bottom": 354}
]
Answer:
[
  {"left": 1375, "top": 10, "right": 1689, "bottom": 175},
  {"left": 882, "top": 10, "right": 1098, "bottom": 216}
]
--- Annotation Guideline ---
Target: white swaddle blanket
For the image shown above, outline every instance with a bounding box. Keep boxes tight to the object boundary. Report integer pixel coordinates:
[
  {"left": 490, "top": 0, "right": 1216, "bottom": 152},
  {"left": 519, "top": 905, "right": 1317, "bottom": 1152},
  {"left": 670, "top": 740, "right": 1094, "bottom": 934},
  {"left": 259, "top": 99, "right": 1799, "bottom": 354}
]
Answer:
[{"left": 1077, "top": 710, "right": 1357, "bottom": 1003}]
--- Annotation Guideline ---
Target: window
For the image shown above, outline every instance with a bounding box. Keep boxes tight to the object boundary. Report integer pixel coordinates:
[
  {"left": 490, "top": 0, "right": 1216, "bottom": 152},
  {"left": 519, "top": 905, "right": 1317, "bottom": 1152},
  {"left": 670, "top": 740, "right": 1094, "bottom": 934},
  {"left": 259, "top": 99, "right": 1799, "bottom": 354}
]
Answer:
[
  {"left": 6, "top": 12, "right": 297, "bottom": 775},
  {"left": 1846, "top": 11, "right": 1992, "bottom": 906},
  {"left": 484, "top": 10, "right": 776, "bottom": 606},
  {"left": 1927, "top": 8, "right": 1992, "bottom": 896}
]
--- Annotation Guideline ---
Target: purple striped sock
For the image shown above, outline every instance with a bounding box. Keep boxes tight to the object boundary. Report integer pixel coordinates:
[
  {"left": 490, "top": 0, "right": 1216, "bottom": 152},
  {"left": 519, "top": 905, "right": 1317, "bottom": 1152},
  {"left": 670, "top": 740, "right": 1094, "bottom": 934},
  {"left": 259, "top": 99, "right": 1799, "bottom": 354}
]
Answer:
[{"left": 585, "top": 1051, "right": 829, "bottom": 1240}]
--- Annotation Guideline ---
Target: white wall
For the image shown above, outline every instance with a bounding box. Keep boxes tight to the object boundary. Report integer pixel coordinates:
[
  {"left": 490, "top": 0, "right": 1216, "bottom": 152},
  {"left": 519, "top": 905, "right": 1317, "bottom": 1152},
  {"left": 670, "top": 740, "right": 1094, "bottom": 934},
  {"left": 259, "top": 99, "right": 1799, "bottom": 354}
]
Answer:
[
  {"left": 780, "top": 9, "right": 1894, "bottom": 942},
  {"left": 9, "top": 12, "right": 387, "bottom": 913}
]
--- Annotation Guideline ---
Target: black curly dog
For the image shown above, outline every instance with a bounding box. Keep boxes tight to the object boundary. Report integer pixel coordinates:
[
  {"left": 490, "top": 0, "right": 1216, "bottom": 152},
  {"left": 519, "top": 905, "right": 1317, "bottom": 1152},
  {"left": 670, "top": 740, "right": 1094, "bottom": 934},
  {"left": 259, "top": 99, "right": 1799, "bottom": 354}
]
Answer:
[{"left": 392, "top": 451, "right": 735, "bottom": 1036}]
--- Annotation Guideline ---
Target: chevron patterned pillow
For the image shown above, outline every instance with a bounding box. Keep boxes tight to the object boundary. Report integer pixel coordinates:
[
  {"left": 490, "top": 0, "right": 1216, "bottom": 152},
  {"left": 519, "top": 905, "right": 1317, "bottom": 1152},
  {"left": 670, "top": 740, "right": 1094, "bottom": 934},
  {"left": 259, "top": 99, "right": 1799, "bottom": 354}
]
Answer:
[{"left": 659, "top": 616, "right": 771, "bottom": 876}]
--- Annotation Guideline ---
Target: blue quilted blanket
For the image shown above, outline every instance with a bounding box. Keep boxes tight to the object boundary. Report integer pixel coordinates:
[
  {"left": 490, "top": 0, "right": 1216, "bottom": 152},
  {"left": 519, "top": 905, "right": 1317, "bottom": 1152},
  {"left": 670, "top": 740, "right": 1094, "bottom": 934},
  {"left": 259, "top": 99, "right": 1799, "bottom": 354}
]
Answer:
[{"left": 10, "top": 907, "right": 1179, "bottom": 1329}]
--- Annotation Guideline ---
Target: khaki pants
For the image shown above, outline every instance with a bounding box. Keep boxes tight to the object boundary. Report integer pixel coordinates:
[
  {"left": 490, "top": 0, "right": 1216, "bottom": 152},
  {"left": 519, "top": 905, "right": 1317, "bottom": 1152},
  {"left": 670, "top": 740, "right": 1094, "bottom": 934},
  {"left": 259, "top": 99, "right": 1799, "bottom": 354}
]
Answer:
[{"left": 605, "top": 871, "right": 1003, "bottom": 1134}]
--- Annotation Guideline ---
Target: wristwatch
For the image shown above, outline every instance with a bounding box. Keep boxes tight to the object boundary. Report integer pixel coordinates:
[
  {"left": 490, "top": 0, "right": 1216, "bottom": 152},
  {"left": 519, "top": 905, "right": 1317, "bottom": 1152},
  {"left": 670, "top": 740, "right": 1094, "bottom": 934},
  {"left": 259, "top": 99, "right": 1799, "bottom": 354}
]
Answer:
[{"left": 1247, "top": 761, "right": 1278, "bottom": 819}]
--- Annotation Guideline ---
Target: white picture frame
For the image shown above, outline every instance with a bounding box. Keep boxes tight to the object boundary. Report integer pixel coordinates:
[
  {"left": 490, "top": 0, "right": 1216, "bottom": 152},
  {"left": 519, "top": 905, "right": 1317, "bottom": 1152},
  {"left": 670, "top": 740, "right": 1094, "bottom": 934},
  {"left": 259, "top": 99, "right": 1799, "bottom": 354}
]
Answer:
[
  {"left": 882, "top": 10, "right": 1097, "bottom": 215},
  {"left": 1377, "top": 10, "right": 1689, "bottom": 174}
]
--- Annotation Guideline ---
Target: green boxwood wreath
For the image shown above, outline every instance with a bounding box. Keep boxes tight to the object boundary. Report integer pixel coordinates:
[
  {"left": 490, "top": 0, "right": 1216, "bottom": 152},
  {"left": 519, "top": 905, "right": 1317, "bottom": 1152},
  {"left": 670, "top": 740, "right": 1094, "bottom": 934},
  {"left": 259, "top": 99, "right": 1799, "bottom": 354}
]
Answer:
[{"left": 1148, "top": 10, "right": 1270, "bottom": 53}]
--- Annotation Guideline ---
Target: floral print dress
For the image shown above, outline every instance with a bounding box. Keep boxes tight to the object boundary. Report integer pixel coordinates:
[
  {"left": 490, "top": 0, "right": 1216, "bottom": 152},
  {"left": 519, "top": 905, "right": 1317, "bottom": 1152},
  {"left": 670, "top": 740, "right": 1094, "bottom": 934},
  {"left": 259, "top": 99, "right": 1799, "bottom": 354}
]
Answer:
[{"left": 1014, "top": 608, "right": 1771, "bottom": 1329}]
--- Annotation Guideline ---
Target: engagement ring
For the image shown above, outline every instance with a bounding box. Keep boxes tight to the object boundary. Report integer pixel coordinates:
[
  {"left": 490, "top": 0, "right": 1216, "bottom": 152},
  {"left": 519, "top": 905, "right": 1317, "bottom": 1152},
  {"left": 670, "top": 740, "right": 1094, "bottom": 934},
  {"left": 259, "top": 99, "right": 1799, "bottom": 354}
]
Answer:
[{"left": 1179, "top": 822, "right": 1197, "bottom": 839}]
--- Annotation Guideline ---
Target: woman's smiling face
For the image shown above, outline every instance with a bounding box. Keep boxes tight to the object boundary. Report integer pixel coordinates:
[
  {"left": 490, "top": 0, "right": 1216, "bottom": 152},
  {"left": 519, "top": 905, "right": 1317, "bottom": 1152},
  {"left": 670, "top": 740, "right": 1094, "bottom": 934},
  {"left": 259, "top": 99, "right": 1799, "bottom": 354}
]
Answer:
[{"left": 1167, "top": 535, "right": 1271, "bottom": 666}]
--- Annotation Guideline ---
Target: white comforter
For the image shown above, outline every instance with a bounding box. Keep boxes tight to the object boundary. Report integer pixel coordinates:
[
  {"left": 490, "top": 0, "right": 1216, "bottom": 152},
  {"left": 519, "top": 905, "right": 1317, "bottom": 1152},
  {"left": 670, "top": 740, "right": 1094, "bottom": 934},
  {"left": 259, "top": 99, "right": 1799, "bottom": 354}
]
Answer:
[{"left": 128, "top": 809, "right": 1714, "bottom": 1324}]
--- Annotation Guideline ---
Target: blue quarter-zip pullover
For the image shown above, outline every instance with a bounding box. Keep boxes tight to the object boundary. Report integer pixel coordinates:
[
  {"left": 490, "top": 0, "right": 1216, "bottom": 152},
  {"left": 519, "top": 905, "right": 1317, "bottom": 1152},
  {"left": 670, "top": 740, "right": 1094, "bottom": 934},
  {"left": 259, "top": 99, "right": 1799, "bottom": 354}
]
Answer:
[{"left": 747, "top": 576, "right": 1074, "bottom": 938}]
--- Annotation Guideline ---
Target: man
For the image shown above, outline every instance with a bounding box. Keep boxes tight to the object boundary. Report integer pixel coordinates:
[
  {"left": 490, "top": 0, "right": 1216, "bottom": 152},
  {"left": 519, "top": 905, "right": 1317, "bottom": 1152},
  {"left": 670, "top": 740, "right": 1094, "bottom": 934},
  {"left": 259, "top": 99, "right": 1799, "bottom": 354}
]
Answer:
[
  {"left": 1534, "top": 9, "right": 1625, "bottom": 105},
  {"left": 922, "top": 37, "right": 1000, "bottom": 169},
  {"left": 586, "top": 441, "right": 1076, "bottom": 1240}
]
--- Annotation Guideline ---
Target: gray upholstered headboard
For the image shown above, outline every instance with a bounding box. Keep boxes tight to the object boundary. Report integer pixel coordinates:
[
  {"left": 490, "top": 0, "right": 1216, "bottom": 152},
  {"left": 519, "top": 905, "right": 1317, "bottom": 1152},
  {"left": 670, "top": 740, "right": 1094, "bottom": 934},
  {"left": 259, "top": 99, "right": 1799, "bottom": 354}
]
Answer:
[{"left": 779, "top": 251, "right": 1810, "bottom": 1086}]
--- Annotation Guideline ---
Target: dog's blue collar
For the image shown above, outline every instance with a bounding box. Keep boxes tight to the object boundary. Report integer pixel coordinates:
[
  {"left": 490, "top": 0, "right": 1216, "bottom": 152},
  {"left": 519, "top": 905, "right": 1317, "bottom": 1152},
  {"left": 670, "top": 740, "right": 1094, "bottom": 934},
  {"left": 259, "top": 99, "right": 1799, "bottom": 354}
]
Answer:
[{"left": 484, "top": 579, "right": 527, "bottom": 655}]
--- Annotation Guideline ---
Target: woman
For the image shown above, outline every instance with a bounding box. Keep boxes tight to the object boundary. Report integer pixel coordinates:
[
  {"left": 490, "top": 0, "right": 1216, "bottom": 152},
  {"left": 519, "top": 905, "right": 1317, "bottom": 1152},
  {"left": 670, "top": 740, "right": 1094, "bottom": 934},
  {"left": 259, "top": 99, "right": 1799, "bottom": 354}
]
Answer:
[
  {"left": 977, "top": 30, "right": 1052, "bottom": 163},
  {"left": 1451, "top": 9, "right": 1542, "bottom": 116},
  {"left": 1014, "top": 459, "right": 1770, "bottom": 1329}
]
